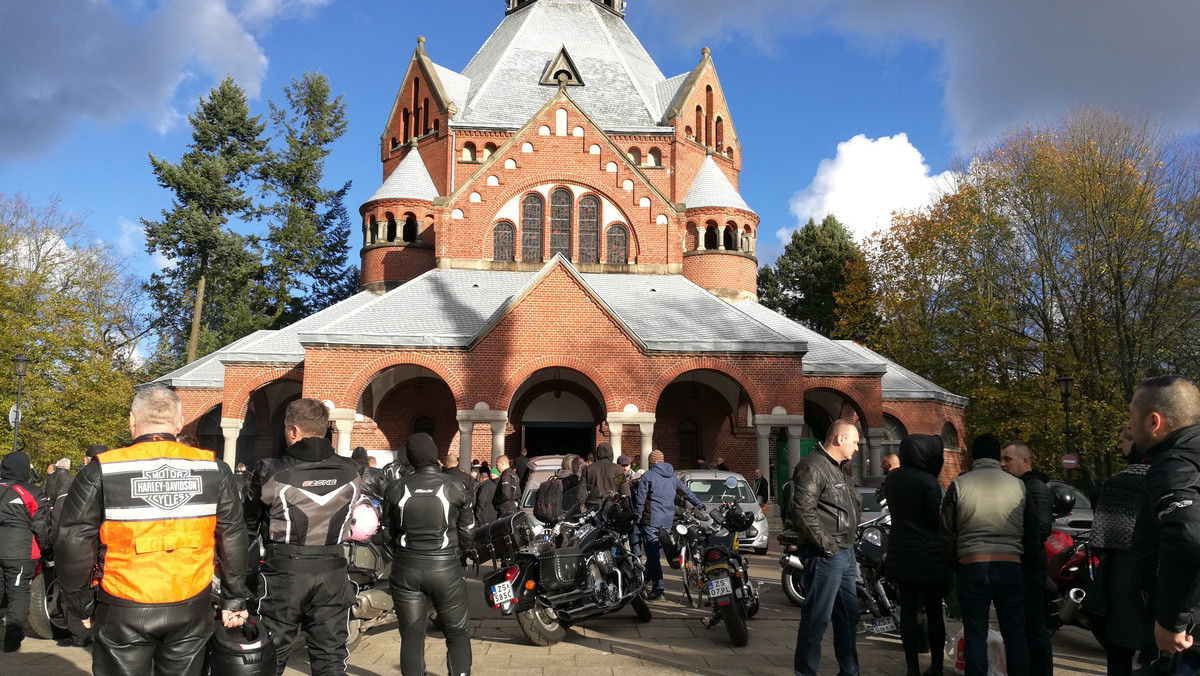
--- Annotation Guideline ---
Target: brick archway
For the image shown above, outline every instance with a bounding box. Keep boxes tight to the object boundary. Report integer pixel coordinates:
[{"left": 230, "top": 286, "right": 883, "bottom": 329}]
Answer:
[
  {"left": 497, "top": 356, "right": 612, "bottom": 413},
  {"left": 224, "top": 367, "right": 304, "bottom": 420},
  {"left": 647, "top": 359, "right": 764, "bottom": 416},
  {"left": 343, "top": 353, "right": 466, "bottom": 411}
]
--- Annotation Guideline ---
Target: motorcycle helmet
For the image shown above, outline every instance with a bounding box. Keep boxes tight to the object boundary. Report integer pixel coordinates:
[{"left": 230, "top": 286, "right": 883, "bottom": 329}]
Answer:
[
  {"left": 724, "top": 505, "right": 754, "bottom": 532},
  {"left": 204, "top": 617, "right": 276, "bottom": 676},
  {"left": 1050, "top": 482, "right": 1076, "bottom": 518},
  {"left": 349, "top": 499, "right": 380, "bottom": 542}
]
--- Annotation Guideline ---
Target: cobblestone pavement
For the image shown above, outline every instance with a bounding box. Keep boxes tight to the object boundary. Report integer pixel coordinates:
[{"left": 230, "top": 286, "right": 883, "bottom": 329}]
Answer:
[{"left": 1, "top": 551, "right": 1109, "bottom": 675}]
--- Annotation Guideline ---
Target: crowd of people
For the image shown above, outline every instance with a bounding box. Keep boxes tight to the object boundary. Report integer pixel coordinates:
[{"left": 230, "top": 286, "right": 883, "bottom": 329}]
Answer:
[{"left": 787, "top": 374, "right": 1200, "bottom": 676}]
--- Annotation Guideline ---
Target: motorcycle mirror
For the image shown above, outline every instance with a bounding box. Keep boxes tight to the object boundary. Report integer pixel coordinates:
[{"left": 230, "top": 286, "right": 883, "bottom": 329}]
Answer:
[{"left": 724, "top": 476, "right": 737, "bottom": 489}]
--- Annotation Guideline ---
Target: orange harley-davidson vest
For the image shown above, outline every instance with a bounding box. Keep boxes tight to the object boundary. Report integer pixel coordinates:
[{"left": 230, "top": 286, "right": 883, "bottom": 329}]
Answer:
[{"left": 96, "top": 441, "right": 223, "bottom": 604}]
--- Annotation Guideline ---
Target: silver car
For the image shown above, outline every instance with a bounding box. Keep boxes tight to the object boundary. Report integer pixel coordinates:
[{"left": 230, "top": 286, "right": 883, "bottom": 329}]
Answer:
[{"left": 675, "top": 470, "right": 770, "bottom": 554}]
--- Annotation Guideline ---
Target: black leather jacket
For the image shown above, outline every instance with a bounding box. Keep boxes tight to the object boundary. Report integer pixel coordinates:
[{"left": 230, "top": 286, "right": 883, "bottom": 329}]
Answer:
[
  {"left": 382, "top": 465, "right": 474, "bottom": 560},
  {"left": 1141, "top": 424, "right": 1200, "bottom": 637},
  {"left": 789, "top": 443, "right": 861, "bottom": 555}
]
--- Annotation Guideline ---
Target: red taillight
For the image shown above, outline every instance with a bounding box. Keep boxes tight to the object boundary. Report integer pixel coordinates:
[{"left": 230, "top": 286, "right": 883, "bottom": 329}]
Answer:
[
  {"left": 676, "top": 555, "right": 684, "bottom": 568},
  {"left": 706, "top": 549, "right": 723, "bottom": 562},
  {"left": 505, "top": 565, "right": 519, "bottom": 583}
]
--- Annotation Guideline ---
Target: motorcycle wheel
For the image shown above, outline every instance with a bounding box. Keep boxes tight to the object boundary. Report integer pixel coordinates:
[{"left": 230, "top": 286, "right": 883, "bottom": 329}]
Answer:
[
  {"left": 631, "top": 595, "right": 652, "bottom": 622},
  {"left": 781, "top": 567, "right": 807, "bottom": 608},
  {"left": 683, "top": 567, "right": 702, "bottom": 609},
  {"left": 516, "top": 600, "right": 567, "bottom": 646},
  {"left": 721, "top": 602, "right": 750, "bottom": 647},
  {"left": 28, "top": 573, "right": 68, "bottom": 640},
  {"left": 346, "top": 618, "right": 364, "bottom": 653}
]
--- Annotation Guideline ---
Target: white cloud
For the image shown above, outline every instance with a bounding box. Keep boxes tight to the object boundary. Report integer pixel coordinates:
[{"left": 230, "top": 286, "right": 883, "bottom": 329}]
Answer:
[
  {"left": 117, "top": 218, "right": 140, "bottom": 256},
  {"left": 151, "top": 251, "right": 176, "bottom": 271},
  {"left": 785, "top": 133, "right": 953, "bottom": 242},
  {"left": 644, "top": 0, "right": 1200, "bottom": 151},
  {"left": 0, "top": 0, "right": 332, "bottom": 161}
]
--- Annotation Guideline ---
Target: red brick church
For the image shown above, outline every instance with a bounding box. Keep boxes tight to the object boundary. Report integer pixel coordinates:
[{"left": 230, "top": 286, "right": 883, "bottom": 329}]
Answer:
[{"left": 154, "top": 0, "right": 967, "bottom": 487}]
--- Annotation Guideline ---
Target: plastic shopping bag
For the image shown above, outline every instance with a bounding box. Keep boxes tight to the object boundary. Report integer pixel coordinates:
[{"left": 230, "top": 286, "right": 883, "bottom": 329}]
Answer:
[{"left": 945, "top": 628, "right": 1008, "bottom": 676}]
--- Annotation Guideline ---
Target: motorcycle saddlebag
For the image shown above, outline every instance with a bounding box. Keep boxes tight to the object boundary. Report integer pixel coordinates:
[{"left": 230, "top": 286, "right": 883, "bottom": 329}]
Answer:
[
  {"left": 469, "top": 512, "right": 534, "bottom": 565},
  {"left": 343, "top": 542, "right": 384, "bottom": 583},
  {"left": 538, "top": 546, "right": 584, "bottom": 592}
]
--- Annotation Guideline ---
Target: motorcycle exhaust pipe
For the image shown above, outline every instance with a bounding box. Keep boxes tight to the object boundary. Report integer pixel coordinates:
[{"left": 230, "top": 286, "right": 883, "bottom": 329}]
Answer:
[
  {"left": 556, "top": 603, "right": 598, "bottom": 623},
  {"left": 1068, "top": 587, "right": 1087, "bottom": 604},
  {"left": 781, "top": 554, "right": 805, "bottom": 570},
  {"left": 353, "top": 588, "right": 393, "bottom": 620}
]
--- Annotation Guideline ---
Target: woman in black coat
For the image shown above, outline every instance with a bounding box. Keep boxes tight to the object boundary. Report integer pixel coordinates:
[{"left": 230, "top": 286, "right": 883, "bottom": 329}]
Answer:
[{"left": 883, "top": 434, "right": 947, "bottom": 676}]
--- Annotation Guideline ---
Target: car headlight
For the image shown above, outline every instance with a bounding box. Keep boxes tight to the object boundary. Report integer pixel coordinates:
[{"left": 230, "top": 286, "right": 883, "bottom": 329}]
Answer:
[{"left": 754, "top": 511, "right": 766, "bottom": 522}]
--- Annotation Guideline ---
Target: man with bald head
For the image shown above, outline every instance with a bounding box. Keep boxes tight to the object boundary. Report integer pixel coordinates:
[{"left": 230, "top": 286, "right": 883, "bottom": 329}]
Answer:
[
  {"left": 1001, "top": 440, "right": 1053, "bottom": 676},
  {"left": 1128, "top": 375, "right": 1200, "bottom": 669}
]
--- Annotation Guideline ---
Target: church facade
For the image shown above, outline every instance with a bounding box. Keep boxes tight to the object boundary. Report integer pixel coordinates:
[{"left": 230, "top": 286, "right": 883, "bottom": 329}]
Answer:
[{"left": 154, "top": 0, "right": 967, "bottom": 487}]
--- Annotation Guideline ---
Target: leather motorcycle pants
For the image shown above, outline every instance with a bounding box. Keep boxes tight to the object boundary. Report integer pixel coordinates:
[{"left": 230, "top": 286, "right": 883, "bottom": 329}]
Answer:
[
  {"left": 254, "top": 562, "right": 355, "bottom": 676},
  {"left": 390, "top": 557, "right": 472, "bottom": 676},
  {"left": 1, "top": 559, "right": 35, "bottom": 649},
  {"left": 91, "top": 593, "right": 211, "bottom": 676}
]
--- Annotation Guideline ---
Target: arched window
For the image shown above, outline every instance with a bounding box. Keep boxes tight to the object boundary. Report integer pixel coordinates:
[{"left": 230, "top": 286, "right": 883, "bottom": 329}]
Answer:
[
  {"left": 704, "top": 224, "right": 718, "bottom": 250},
  {"left": 386, "top": 213, "right": 397, "bottom": 242},
  {"left": 695, "top": 106, "right": 703, "bottom": 145},
  {"left": 628, "top": 147, "right": 641, "bottom": 165},
  {"left": 493, "top": 221, "right": 515, "bottom": 261},
  {"left": 462, "top": 142, "right": 477, "bottom": 162},
  {"left": 521, "top": 194, "right": 544, "bottom": 262},
  {"left": 422, "top": 97, "right": 430, "bottom": 134},
  {"left": 715, "top": 117, "right": 724, "bottom": 151},
  {"left": 882, "top": 414, "right": 906, "bottom": 458},
  {"left": 483, "top": 142, "right": 498, "bottom": 160},
  {"left": 942, "top": 423, "right": 960, "bottom": 452},
  {"left": 414, "top": 416, "right": 435, "bottom": 437},
  {"left": 402, "top": 215, "right": 418, "bottom": 243},
  {"left": 723, "top": 222, "right": 736, "bottom": 251},
  {"left": 402, "top": 109, "right": 410, "bottom": 143},
  {"left": 705, "top": 86, "right": 714, "bottom": 146},
  {"left": 433, "top": 119, "right": 439, "bottom": 135},
  {"left": 578, "top": 196, "right": 600, "bottom": 264},
  {"left": 684, "top": 125, "right": 693, "bottom": 139},
  {"left": 678, "top": 419, "right": 699, "bottom": 469},
  {"left": 647, "top": 148, "right": 662, "bottom": 167},
  {"left": 606, "top": 224, "right": 628, "bottom": 265},
  {"left": 549, "top": 188, "right": 572, "bottom": 259}
]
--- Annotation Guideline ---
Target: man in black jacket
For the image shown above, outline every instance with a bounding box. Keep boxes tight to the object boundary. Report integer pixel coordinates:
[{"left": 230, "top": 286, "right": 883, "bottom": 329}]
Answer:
[
  {"left": 579, "top": 441, "right": 630, "bottom": 510},
  {"left": 494, "top": 454, "right": 520, "bottom": 517},
  {"left": 0, "top": 451, "right": 48, "bottom": 652},
  {"left": 246, "top": 398, "right": 361, "bottom": 676},
  {"left": 791, "top": 420, "right": 863, "bottom": 676},
  {"left": 1128, "top": 375, "right": 1200, "bottom": 669},
  {"left": 1001, "top": 440, "right": 1054, "bottom": 676},
  {"left": 513, "top": 447, "right": 530, "bottom": 489},
  {"left": 351, "top": 446, "right": 386, "bottom": 502},
  {"left": 383, "top": 433, "right": 474, "bottom": 676}
]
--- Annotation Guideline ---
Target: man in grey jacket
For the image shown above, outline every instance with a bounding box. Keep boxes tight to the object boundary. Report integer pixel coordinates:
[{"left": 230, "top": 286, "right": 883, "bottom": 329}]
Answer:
[
  {"left": 940, "top": 433, "right": 1029, "bottom": 676},
  {"left": 791, "top": 420, "right": 863, "bottom": 676}
]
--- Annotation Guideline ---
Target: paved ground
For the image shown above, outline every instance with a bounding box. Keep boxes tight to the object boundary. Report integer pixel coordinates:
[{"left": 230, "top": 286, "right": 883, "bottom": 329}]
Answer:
[{"left": 1, "top": 547, "right": 1110, "bottom": 675}]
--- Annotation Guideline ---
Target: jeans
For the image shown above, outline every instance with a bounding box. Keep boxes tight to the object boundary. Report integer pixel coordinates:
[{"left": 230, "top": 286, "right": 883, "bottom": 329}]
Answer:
[
  {"left": 638, "top": 524, "right": 663, "bottom": 593},
  {"left": 794, "top": 546, "right": 859, "bottom": 676},
  {"left": 956, "top": 561, "right": 1028, "bottom": 676},
  {"left": 1023, "top": 565, "right": 1053, "bottom": 676}
]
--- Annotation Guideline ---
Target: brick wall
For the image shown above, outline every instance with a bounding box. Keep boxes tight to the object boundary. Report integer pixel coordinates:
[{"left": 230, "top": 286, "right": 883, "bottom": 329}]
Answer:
[{"left": 681, "top": 250, "right": 757, "bottom": 298}]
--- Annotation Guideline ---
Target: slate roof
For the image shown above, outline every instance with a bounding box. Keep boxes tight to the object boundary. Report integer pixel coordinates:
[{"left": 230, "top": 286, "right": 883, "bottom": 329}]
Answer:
[
  {"left": 684, "top": 156, "right": 753, "bottom": 213},
  {"left": 367, "top": 148, "right": 440, "bottom": 203},
  {"left": 835, "top": 340, "right": 970, "bottom": 406},
  {"left": 453, "top": 0, "right": 671, "bottom": 130},
  {"left": 733, "top": 301, "right": 885, "bottom": 375},
  {"left": 147, "top": 330, "right": 277, "bottom": 389}
]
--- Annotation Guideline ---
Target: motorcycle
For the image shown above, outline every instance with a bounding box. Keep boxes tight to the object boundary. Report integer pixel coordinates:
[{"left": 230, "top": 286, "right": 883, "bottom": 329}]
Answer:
[
  {"left": 28, "top": 561, "right": 68, "bottom": 640},
  {"left": 777, "top": 528, "right": 808, "bottom": 608},
  {"left": 660, "top": 483, "right": 762, "bottom": 647},
  {"left": 478, "top": 495, "right": 651, "bottom": 646},
  {"left": 1044, "top": 529, "right": 1095, "bottom": 632},
  {"left": 855, "top": 509, "right": 899, "bottom": 634}
]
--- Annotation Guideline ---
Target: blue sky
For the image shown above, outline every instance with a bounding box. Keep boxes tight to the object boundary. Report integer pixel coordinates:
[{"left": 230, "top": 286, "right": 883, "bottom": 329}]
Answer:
[{"left": 4, "top": 0, "right": 1200, "bottom": 280}]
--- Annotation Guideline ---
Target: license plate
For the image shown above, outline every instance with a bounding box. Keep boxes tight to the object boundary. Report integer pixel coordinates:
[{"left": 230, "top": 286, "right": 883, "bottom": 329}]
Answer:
[
  {"left": 708, "top": 577, "right": 732, "bottom": 597},
  {"left": 491, "top": 581, "right": 514, "bottom": 604},
  {"left": 866, "top": 617, "right": 896, "bottom": 634}
]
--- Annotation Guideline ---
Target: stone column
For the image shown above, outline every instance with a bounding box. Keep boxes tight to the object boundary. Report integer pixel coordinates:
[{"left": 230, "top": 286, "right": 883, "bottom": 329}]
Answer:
[
  {"left": 718, "top": 225, "right": 726, "bottom": 250},
  {"left": 607, "top": 421, "right": 623, "bottom": 458},
  {"left": 219, "top": 418, "right": 243, "bottom": 469},
  {"left": 787, "top": 425, "right": 805, "bottom": 478},
  {"left": 328, "top": 408, "right": 356, "bottom": 457},
  {"left": 457, "top": 421, "right": 473, "bottom": 470},
  {"left": 755, "top": 424, "right": 771, "bottom": 479},
  {"left": 865, "top": 427, "right": 885, "bottom": 479},
  {"left": 490, "top": 420, "right": 506, "bottom": 465},
  {"left": 638, "top": 422, "right": 654, "bottom": 471},
  {"left": 697, "top": 231, "right": 706, "bottom": 251}
]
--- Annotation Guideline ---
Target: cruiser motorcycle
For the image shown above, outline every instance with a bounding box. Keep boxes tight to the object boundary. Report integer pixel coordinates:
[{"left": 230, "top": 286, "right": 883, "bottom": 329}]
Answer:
[
  {"left": 477, "top": 495, "right": 651, "bottom": 646},
  {"left": 855, "top": 508, "right": 899, "bottom": 634},
  {"left": 660, "top": 481, "right": 761, "bottom": 647}
]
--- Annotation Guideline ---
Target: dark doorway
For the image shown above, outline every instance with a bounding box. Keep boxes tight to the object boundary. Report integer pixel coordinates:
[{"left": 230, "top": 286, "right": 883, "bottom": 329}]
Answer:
[{"left": 522, "top": 423, "right": 594, "bottom": 458}]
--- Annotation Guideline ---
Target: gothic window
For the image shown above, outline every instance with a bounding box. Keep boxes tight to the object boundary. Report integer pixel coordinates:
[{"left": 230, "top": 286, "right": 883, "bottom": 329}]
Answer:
[
  {"left": 402, "top": 109, "right": 410, "bottom": 143},
  {"left": 578, "top": 196, "right": 599, "bottom": 264},
  {"left": 402, "top": 215, "right": 418, "bottom": 243},
  {"left": 493, "top": 221, "right": 515, "bottom": 262},
  {"left": 521, "top": 194, "right": 544, "bottom": 262},
  {"left": 715, "top": 117, "right": 724, "bottom": 151},
  {"left": 423, "top": 98, "right": 430, "bottom": 134},
  {"left": 705, "top": 86, "right": 714, "bottom": 146},
  {"left": 695, "top": 106, "right": 703, "bottom": 145},
  {"left": 549, "top": 188, "right": 572, "bottom": 259},
  {"left": 723, "top": 223, "right": 736, "bottom": 250},
  {"left": 606, "top": 224, "right": 628, "bottom": 265}
]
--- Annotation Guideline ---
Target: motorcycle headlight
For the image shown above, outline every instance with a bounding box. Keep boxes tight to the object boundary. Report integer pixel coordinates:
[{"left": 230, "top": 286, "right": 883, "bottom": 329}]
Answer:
[
  {"left": 863, "top": 526, "right": 883, "bottom": 547},
  {"left": 675, "top": 524, "right": 688, "bottom": 535}
]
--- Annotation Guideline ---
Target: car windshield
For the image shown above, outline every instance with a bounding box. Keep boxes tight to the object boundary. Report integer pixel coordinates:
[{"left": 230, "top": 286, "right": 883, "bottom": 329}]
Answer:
[{"left": 685, "top": 478, "right": 756, "bottom": 504}]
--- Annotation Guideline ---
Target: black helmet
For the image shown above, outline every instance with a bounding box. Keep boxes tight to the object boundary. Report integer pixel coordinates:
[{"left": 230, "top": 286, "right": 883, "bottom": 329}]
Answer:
[
  {"left": 204, "top": 617, "right": 277, "bottom": 676},
  {"left": 724, "top": 505, "right": 755, "bottom": 532},
  {"left": 1050, "top": 482, "right": 1076, "bottom": 518}
]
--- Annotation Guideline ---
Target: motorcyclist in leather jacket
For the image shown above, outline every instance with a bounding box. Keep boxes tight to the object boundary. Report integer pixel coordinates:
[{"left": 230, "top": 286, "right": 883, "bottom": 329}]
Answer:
[{"left": 382, "top": 432, "right": 475, "bottom": 676}]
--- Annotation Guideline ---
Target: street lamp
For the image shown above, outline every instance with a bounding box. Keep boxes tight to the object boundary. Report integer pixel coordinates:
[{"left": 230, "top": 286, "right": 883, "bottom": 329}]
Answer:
[
  {"left": 1056, "top": 375, "right": 1074, "bottom": 479},
  {"left": 11, "top": 354, "right": 28, "bottom": 454}
]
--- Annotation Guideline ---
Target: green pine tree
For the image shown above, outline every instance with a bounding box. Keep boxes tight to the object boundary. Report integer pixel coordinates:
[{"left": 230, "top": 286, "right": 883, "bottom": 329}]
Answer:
[
  {"left": 142, "top": 76, "right": 268, "bottom": 365},
  {"left": 258, "top": 72, "right": 355, "bottom": 327},
  {"left": 757, "top": 214, "right": 866, "bottom": 336}
]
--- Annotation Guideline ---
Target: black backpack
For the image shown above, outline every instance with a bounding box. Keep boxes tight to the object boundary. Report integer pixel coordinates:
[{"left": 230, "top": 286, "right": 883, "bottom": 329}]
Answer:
[{"left": 533, "top": 475, "right": 563, "bottom": 524}]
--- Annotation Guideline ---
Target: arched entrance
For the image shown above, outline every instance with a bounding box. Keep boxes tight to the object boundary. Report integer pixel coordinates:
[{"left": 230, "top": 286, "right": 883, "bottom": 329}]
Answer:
[
  {"left": 654, "top": 369, "right": 754, "bottom": 474},
  {"left": 509, "top": 368, "right": 605, "bottom": 458},
  {"left": 234, "top": 379, "right": 302, "bottom": 465},
  {"left": 360, "top": 364, "right": 458, "bottom": 456},
  {"left": 805, "top": 388, "right": 869, "bottom": 479}
]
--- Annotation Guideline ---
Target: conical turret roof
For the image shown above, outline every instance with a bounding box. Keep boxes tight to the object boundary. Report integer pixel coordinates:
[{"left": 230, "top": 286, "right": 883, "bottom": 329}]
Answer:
[
  {"left": 684, "top": 156, "right": 753, "bottom": 213},
  {"left": 368, "top": 148, "right": 440, "bottom": 203}
]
